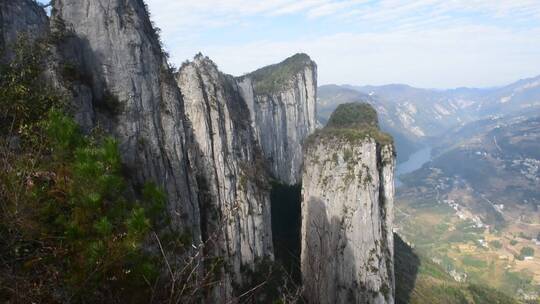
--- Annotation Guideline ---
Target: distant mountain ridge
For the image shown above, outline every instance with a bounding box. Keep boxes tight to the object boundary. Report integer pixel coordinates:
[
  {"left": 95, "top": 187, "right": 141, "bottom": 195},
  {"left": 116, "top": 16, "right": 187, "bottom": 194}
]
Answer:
[
  {"left": 318, "top": 75, "right": 540, "bottom": 162},
  {"left": 348, "top": 74, "right": 540, "bottom": 137}
]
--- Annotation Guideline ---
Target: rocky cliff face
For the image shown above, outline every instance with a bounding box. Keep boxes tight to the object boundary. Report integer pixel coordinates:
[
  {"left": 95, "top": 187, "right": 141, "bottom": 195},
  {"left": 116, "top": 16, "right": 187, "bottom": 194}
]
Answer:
[
  {"left": 5, "top": 0, "right": 316, "bottom": 299},
  {"left": 1, "top": 2, "right": 396, "bottom": 302},
  {"left": 52, "top": 0, "right": 200, "bottom": 238},
  {"left": 238, "top": 54, "right": 317, "bottom": 185},
  {"left": 177, "top": 55, "right": 273, "bottom": 299},
  {"left": 0, "top": 0, "right": 48, "bottom": 61},
  {"left": 301, "top": 103, "right": 395, "bottom": 304}
]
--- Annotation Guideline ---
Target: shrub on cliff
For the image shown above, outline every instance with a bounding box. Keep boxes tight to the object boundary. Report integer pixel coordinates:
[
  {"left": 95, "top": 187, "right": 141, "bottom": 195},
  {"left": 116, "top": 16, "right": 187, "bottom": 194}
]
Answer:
[
  {"left": 0, "top": 36, "right": 61, "bottom": 135},
  {"left": 306, "top": 103, "right": 393, "bottom": 147},
  {"left": 0, "top": 36, "right": 162, "bottom": 303},
  {"left": 326, "top": 102, "right": 379, "bottom": 129},
  {"left": 244, "top": 53, "right": 313, "bottom": 95}
]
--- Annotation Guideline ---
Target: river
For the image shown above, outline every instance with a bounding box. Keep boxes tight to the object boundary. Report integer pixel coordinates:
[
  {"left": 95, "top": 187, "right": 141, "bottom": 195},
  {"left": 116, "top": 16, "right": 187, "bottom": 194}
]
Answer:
[{"left": 396, "top": 147, "right": 432, "bottom": 187}]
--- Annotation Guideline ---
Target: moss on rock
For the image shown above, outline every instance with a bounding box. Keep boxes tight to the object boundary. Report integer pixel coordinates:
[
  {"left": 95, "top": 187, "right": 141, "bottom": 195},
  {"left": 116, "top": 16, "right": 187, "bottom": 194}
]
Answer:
[
  {"left": 241, "top": 53, "right": 314, "bottom": 95},
  {"left": 327, "top": 102, "right": 379, "bottom": 129},
  {"left": 306, "top": 102, "right": 393, "bottom": 147}
]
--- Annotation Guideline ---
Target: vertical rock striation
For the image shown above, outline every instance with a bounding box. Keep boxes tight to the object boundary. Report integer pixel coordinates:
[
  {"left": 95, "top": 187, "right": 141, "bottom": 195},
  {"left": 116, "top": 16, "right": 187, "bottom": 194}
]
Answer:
[
  {"left": 238, "top": 53, "right": 317, "bottom": 185},
  {"left": 177, "top": 54, "right": 273, "bottom": 300},
  {"left": 4, "top": 0, "right": 319, "bottom": 299},
  {"left": 4, "top": 3, "right": 399, "bottom": 303},
  {"left": 301, "top": 103, "right": 395, "bottom": 304},
  {"left": 52, "top": 0, "right": 200, "bottom": 238},
  {"left": 0, "top": 1, "right": 398, "bottom": 303}
]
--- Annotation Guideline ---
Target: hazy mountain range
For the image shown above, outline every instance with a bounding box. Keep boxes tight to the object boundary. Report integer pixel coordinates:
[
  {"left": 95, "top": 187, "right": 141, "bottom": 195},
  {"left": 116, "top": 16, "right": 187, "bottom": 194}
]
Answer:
[{"left": 318, "top": 75, "right": 540, "bottom": 162}]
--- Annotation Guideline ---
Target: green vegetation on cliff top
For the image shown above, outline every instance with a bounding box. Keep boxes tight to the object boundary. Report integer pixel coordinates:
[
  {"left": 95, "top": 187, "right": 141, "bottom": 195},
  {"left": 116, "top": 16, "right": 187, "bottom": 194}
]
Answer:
[
  {"left": 307, "top": 102, "right": 393, "bottom": 146},
  {"left": 326, "top": 102, "right": 379, "bottom": 129},
  {"left": 242, "top": 53, "right": 314, "bottom": 95}
]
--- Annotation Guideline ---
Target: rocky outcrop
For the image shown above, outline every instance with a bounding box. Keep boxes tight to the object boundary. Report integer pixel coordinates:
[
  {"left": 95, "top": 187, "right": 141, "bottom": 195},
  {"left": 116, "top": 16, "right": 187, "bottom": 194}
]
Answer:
[
  {"left": 0, "top": 0, "right": 48, "bottom": 61},
  {"left": 2, "top": 3, "right": 396, "bottom": 303},
  {"left": 52, "top": 0, "right": 200, "bottom": 238},
  {"left": 238, "top": 54, "right": 317, "bottom": 185},
  {"left": 177, "top": 55, "right": 273, "bottom": 299},
  {"left": 301, "top": 103, "right": 395, "bottom": 304}
]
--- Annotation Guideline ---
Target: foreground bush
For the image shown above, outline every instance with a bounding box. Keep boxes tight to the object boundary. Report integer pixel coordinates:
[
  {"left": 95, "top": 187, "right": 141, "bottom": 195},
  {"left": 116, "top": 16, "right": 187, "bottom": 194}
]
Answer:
[{"left": 0, "top": 36, "right": 162, "bottom": 303}]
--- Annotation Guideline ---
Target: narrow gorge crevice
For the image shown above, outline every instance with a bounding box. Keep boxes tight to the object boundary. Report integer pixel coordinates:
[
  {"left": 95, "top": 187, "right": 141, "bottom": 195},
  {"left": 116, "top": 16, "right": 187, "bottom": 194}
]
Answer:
[{"left": 270, "top": 182, "right": 302, "bottom": 282}]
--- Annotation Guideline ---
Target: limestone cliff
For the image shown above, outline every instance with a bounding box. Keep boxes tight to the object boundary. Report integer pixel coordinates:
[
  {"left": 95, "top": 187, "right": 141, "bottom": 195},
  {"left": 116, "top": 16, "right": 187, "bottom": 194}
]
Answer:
[
  {"left": 0, "top": 2, "right": 396, "bottom": 303},
  {"left": 1, "top": 0, "right": 313, "bottom": 297},
  {"left": 238, "top": 54, "right": 317, "bottom": 185},
  {"left": 301, "top": 103, "right": 395, "bottom": 304},
  {"left": 52, "top": 0, "right": 200, "bottom": 238},
  {"left": 0, "top": 0, "right": 48, "bottom": 61},
  {"left": 176, "top": 55, "right": 273, "bottom": 299}
]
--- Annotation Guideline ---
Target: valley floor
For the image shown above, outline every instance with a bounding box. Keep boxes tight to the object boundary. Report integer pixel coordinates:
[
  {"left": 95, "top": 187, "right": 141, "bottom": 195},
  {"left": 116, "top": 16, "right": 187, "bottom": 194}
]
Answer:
[{"left": 396, "top": 187, "right": 540, "bottom": 302}]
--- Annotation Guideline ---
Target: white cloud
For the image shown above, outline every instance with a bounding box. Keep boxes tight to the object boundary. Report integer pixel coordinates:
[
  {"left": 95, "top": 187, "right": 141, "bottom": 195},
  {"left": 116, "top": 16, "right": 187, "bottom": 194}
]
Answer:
[
  {"left": 184, "top": 25, "right": 540, "bottom": 88},
  {"left": 306, "top": 0, "right": 370, "bottom": 18},
  {"left": 144, "top": 0, "right": 540, "bottom": 88}
]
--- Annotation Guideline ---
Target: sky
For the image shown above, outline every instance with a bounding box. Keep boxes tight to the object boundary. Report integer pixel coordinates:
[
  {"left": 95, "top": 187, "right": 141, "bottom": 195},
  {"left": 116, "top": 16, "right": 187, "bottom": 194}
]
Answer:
[{"left": 41, "top": 0, "right": 540, "bottom": 89}]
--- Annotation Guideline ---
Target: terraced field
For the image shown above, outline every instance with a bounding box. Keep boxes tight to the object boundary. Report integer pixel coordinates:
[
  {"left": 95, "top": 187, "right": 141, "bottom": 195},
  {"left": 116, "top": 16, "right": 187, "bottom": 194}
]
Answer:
[{"left": 396, "top": 193, "right": 540, "bottom": 301}]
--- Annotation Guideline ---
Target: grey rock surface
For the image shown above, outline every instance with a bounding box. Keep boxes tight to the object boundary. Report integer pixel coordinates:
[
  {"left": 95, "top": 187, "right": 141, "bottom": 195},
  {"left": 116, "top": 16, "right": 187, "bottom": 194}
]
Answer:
[
  {"left": 0, "top": 0, "right": 48, "bottom": 61},
  {"left": 53, "top": 0, "right": 200, "bottom": 239},
  {"left": 238, "top": 54, "right": 317, "bottom": 185},
  {"left": 301, "top": 136, "right": 395, "bottom": 304},
  {"left": 177, "top": 55, "right": 273, "bottom": 300},
  {"left": 0, "top": 3, "right": 397, "bottom": 303}
]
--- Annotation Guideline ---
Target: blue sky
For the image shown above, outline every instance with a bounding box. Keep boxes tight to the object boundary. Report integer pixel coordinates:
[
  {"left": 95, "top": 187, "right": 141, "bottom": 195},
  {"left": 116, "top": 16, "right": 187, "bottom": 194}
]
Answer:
[{"left": 40, "top": 0, "right": 540, "bottom": 88}]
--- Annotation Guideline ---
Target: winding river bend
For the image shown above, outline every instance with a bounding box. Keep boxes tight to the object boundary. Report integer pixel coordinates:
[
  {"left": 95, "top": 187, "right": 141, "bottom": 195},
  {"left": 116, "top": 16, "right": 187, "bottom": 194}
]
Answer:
[{"left": 396, "top": 147, "right": 432, "bottom": 187}]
